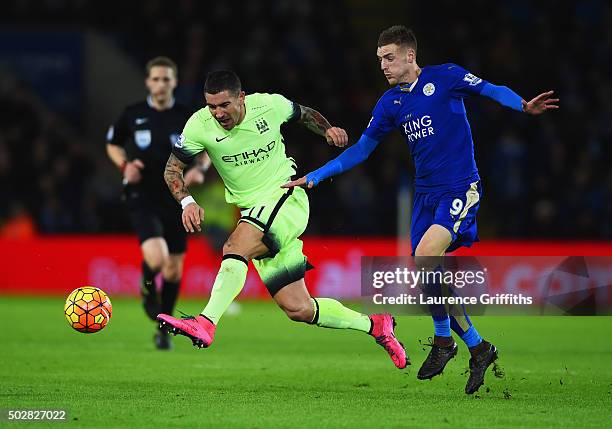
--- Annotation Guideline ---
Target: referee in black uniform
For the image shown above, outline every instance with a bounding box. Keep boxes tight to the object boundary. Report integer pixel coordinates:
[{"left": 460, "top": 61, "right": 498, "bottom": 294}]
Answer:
[{"left": 106, "top": 57, "right": 208, "bottom": 349}]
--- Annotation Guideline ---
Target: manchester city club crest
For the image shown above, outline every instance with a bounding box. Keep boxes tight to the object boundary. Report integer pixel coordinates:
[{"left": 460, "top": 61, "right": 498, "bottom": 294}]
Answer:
[{"left": 255, "top": 118, "right": 269, "bottom": 134}]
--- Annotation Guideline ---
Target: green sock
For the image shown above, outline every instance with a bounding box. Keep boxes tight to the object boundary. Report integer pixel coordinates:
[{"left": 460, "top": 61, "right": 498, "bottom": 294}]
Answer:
[
  {"left": 313, "top": 298, "right": 371, "bottom": 332},
  {"left": 202, "top": 256, "right": 248, "bottom": 324}
]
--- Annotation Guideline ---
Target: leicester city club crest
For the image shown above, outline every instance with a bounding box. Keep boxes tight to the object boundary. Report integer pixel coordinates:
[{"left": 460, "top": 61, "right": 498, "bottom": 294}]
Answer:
[{"left": 423, "top": 83, "right": 436, "bottom": 96}]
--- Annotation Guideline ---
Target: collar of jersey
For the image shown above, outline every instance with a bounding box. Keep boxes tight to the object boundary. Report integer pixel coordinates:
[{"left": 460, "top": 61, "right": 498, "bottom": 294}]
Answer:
[
  {"left": 147, "top": 95, "right": 175, "bottom": 109},
  {"left": 398, "top": 77, "right": 419, "bottom": 93}
]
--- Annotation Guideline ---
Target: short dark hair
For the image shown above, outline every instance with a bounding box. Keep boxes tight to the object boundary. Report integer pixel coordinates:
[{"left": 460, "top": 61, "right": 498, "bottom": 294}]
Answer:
[
  {"left": 378, "top": 25, "right": 417, "bottom": 53},
  {"left": 204, "top": 70, "right": 242, "bottom": 96},
  {"left": 146, "top": 56, "right": 178, "bottom": 78}
]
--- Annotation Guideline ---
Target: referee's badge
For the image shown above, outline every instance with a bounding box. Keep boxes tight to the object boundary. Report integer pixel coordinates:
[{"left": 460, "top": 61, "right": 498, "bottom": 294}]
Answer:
[
  {"left": 134, "top": 129, "right": 151, "bottom": 149},
  {"left": 423, "top": 83, "right": 435, "bottom": 96}
]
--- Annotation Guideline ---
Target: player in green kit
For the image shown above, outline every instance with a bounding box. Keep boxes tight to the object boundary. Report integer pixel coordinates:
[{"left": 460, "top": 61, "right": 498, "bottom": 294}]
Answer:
[{"left": 157, "top": 70, "right": 408, "bottom": 369}]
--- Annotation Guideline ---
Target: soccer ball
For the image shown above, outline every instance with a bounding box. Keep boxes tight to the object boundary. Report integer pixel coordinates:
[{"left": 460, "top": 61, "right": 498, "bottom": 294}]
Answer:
[{"left": 64, "top": 286, "right": 113, "bottom": 333}]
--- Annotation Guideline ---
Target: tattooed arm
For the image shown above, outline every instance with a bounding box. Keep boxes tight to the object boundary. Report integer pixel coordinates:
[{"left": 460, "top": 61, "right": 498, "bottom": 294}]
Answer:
[
  {"left": 164, "top": 153, "right": 204, "bottom": 233},
  {"left": 297, "top": 105, "right": 332, "bottom": 137},
  {"left": 297, "top": 104, "right": 348, "bottom": 147},
  {"left": 164, "top": 153, "right": 191, "bottom": 203}
]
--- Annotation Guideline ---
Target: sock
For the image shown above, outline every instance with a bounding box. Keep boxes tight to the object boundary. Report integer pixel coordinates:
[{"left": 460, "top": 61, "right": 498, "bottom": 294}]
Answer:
[
  {"left": 201, "top": 255, "right": 248, "bottom": 325},
  {"left": 450, "top": 313, "right": 483, "bottom": 348},
  {"left": 433, "top": 316, "right": 452, "bottom": 337},
  {"left": 461, "top": 326, "right": 483, "bottom": 348},
  {"left": 310, "top": 298, "right": 371, "bottom": 332},
  {"left": 160, "top": 279, "right": 180, "bottom": 315},
  {"left": 419, "top": 263, "right": 452, "bottom": 337},
  {"left": 141, "top": 261, "right": 158, "bottom": 295}
]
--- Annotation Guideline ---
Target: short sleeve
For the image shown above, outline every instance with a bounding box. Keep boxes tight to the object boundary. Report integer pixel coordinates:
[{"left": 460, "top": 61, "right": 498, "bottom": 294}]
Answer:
[
  {"left": 270, "top": 93, "right": 300, "bottom": 123},
  {"left": 445, "top": 64, "right": 489, "bottom": 98},
  {"left": 106, "top": 110, "right": 129, "bottom": 146},
  {"left": 172, "top": 113, "right": 206, "bottom": 164},
  {"left": 362, "top": 97, "right": 394, "bottom": 142}
]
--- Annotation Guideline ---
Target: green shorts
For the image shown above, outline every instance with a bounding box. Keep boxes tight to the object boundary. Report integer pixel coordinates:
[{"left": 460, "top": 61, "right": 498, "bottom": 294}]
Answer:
[{"left": 238, "top": 186, "right": 312, "bottom": 296}]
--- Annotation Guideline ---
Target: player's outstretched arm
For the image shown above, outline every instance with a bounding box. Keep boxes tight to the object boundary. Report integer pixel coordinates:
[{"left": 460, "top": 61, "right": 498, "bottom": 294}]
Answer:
[
  {"left": 297, "top": 104, "right": 348, "bottom": 147},
  {"left": 521, "top": 90, "right": 559, "bottom": 115},
  {"left": 480, "top": 84, "right": 559, "bottom": 115},
  {"left": 282, "top": 134, "right": 380, "bottom": 189},
  {"left": 164, "top": 153, "right": 205, "bottom": 233}
]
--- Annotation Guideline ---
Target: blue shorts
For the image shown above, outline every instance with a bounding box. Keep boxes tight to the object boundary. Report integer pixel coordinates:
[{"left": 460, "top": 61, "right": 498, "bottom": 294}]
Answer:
[{"left": 411, "top": 181, "right": 482, "bottom": 255}]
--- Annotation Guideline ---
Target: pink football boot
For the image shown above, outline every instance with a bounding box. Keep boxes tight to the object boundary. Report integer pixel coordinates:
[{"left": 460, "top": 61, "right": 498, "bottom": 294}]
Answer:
[
  {"left": 369, "top": 314, "right": 410, "bottom": 369},
  {"left": 157, "top": 313, "right": 216, "bottom": 349}
]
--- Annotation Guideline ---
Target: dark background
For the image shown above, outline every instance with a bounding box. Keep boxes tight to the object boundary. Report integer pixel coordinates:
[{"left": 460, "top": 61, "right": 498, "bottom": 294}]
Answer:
[{"left": 1, "top": 0, "right": 610, "bottom": 238}]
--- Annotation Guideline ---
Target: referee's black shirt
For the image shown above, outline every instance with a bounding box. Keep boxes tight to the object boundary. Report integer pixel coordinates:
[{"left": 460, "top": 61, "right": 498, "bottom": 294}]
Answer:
[{"left": 107, "top": 97, "right": 193, "bottom": 208}]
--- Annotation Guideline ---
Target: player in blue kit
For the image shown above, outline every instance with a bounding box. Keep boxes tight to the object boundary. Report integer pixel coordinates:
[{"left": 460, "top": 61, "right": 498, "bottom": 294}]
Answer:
[{"left": 283, "top": 25, "right": 558, "bottom": 394}]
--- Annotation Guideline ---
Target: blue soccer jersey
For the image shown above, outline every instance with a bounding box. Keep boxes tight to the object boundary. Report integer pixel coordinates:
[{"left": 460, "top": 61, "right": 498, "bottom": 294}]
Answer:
[{"left": 363, "top": 63, "right": 487, "bottom": 192}]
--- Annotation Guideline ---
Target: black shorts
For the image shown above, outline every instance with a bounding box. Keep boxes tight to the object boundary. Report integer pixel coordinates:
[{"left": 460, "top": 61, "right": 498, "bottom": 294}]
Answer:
[{"left": 127, "top": 203, "right": 187, "bottom": 254}]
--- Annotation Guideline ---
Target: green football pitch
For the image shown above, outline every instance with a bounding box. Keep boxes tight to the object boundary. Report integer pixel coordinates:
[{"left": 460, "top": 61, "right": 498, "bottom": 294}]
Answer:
[{"left": 1, "top": 296, "right": 611, "bottom": 428}]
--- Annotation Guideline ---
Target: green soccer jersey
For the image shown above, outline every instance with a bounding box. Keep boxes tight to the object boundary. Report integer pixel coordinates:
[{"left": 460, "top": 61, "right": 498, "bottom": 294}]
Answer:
[{"left": 173, "top": 93, "right": 300, "bottom": 208}]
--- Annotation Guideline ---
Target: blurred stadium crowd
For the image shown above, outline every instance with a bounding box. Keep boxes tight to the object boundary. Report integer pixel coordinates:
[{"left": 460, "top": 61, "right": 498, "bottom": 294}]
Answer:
[{"left": 1, "top": 0, "right": 610, "bottom": 238}]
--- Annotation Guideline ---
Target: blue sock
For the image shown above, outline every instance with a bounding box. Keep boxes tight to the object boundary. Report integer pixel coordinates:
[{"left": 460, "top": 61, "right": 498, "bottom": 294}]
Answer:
[
  {"left": 433, "top": 316, "right": 451, "bottom": 337},
  {"left": 460, "top": 325, "right": 483, "bottom": 348},
  {"left": 449, "top": 307, "right": 483, "bottom": 347}
]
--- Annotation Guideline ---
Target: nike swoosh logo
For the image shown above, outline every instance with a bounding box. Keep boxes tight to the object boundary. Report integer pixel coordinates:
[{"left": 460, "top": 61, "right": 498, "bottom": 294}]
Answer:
[
  {"left": 135, "top": 118, "right": 148, "bottom": 125},
  {"left": 216, "top": 136, "right": 229, "bottom": 142}
]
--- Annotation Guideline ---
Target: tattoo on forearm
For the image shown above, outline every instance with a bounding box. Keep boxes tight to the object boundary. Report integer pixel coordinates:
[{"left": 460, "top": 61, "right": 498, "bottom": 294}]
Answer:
[
  {"left": 298, "top": 105, "right": 331, "bottom": 137},
  {"left": 164, "top": 153, "right": 190, "bottom": 202}
]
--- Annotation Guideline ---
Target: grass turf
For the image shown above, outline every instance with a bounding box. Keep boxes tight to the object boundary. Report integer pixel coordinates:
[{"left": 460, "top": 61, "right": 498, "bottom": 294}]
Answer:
[{"left": 1, "top": 296, "right": 611, "bottom": 428}]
